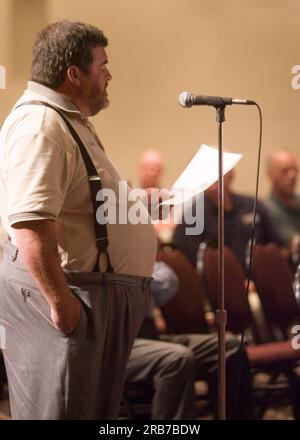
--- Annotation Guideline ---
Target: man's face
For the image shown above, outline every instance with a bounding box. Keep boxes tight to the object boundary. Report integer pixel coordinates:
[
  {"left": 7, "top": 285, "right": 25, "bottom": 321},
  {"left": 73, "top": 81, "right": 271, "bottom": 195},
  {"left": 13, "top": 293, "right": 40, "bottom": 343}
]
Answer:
[
  {"left": 139, "top": 151, "right": 164, "bottom": 188},
  {"left": 205, "top": 170, "right": 234, "bottom": 201},
  {"left": 79, "top": 45, "right": 112, "bottom": 116},
  {"left": 269, "top": 152, "right": 298, "bottom": 198},
  {"left": 141, "top": 161, "right": 162, "bottom": 188}
]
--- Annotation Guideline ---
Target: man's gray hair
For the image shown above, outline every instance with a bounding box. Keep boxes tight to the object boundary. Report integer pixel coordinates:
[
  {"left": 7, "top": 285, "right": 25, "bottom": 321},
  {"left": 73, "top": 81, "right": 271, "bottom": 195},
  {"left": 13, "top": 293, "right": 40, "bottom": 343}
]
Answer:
[{"left": 30, "top": 20, "right": 108, "bottom": 89}]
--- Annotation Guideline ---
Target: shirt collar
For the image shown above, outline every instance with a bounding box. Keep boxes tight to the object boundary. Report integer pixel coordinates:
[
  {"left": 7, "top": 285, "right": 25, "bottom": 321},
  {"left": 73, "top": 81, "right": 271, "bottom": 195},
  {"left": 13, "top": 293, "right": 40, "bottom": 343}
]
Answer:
[{"left": 19, "top": 81, "right": 84, "bottom": 117}]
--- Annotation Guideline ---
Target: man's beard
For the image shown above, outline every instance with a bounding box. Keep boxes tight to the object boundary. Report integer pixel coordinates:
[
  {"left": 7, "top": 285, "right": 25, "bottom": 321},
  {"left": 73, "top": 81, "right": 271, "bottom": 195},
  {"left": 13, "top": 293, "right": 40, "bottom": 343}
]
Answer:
[
  {"left": 89, "top": 95, "right": 110, "bottom": 116},
  {"left": 83, "top": 86, "right": 110, "bottom": 116}
]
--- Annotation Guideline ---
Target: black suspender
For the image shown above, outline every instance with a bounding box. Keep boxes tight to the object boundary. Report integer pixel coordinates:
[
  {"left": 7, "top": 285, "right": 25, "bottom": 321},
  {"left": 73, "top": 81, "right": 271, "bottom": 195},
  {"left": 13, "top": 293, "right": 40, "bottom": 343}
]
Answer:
[{"left": 14, "top": 100, "right": 114, "bottom": 273}]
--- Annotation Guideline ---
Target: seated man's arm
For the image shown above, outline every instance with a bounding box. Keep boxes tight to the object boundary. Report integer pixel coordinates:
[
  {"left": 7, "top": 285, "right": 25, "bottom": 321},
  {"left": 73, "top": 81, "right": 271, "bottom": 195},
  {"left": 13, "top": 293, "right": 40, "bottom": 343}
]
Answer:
[
  {"left": 259, "top": 200, "right": 286, "bottom": 247},
  {"left": 151, "top": 261, "right": 179, "bottom": 307},
  {"left": 13, "top": 219, "right": 80, "bottom": 334}
]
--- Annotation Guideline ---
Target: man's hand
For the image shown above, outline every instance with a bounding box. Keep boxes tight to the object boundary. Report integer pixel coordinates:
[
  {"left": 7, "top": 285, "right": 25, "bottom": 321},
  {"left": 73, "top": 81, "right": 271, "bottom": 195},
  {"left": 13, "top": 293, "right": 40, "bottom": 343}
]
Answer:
[
  {"left": 51, "top": 293, "right": 81, "bottom": 334},
  {"left": 13, "top": 219, "right": 82, "bottom": 335}
]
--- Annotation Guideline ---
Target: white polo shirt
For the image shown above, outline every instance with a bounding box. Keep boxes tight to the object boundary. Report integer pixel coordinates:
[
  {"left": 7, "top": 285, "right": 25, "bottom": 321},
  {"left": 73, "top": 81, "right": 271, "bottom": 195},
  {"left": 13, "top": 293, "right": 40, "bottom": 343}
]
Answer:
[{"left": 0, "top": 81, "right": 157, "bottom": 276}]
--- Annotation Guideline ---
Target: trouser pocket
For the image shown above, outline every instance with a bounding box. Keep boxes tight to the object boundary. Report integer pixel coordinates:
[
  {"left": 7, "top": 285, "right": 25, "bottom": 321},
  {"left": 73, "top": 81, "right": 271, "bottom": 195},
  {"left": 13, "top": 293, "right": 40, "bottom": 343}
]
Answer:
[{"left": 9, "top": 277, "right": 85, "bottom": 338}]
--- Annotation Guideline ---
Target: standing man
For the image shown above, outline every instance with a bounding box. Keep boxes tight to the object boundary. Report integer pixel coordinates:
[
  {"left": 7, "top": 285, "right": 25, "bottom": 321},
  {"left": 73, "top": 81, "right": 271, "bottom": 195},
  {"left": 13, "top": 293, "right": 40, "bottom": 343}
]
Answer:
[
  {"left": 0, "top": 21, "right": 157, "bottom": 419},
  {"left": 265, "top": 149, "right": 300, "bottom": 247}
]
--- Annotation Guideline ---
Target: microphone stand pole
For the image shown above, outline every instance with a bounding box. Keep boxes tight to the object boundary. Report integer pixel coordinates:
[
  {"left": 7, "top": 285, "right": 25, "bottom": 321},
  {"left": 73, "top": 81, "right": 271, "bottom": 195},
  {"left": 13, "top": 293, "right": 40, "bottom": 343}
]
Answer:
[{"left": 216, "top": 105, "right": 227, "bottom": 420}]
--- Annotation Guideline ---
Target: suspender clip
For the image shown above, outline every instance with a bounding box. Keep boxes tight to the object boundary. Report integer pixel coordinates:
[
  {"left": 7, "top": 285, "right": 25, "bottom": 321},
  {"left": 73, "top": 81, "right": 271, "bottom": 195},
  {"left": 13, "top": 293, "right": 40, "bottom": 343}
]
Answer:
[{"left": 88, "top": 175, "right": 101, "bottom": 182}]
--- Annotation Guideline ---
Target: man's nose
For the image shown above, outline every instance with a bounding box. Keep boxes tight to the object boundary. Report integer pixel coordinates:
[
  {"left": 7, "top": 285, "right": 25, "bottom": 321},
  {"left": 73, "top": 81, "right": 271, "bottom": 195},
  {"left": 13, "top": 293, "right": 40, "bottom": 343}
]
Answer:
[
  {"left": 106, "top": 68, "right": 112, "bottom": 81},
  {"left": 288, "top": 169, "right": 297, "bottom": 181}
]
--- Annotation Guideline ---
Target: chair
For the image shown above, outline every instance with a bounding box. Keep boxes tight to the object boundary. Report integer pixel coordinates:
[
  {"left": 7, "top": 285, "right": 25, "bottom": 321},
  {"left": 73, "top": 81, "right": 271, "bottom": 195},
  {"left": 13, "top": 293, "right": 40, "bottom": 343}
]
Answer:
[
  {"left": 252, "top": 243, "right": 300, "bottom": 339},
  {"left": 197, "top": 242, "right": 300, "bottom": 419},
  {"left": 197, "top": 242, "right": 254, "bottom": 336},
  {"left": 294, "top": 263, "right": 300, "bottom": 311},
  {"left": 156, "top": 245, "right": 208, "bottom": 334},
  {"left": 120, "top": 382, "right": 154, "bottom": 420}
]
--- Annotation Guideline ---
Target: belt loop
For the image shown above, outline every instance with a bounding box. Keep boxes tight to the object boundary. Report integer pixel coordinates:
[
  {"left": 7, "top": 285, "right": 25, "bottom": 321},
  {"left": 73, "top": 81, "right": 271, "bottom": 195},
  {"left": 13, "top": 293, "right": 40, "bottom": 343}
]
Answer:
[
  {"left": 102, "top": 272, "right": 109, "bottom": 284},
  {"left": 143, "top": 278, "right": 151, "bottom": 290}
]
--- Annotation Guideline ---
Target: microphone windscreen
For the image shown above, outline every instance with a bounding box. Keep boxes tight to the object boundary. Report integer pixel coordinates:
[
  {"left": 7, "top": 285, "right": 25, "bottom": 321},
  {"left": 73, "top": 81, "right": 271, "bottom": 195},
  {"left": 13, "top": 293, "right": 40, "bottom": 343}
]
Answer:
[{"left": 178, "top": 91, "right": 189, "bottom": 107}]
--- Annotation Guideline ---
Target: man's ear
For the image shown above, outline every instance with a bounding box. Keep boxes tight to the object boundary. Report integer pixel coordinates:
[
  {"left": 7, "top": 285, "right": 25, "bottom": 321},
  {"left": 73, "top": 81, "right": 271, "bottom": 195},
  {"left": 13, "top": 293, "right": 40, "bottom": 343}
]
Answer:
[{"left": 66, "top": 65, "right": 81, "bottom": 85}]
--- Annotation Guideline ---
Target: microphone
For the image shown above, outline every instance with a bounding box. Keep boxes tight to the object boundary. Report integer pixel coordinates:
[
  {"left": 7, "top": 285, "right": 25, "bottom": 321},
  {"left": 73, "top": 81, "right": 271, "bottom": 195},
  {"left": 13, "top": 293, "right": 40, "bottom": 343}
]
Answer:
[{"left": 178, "top": 91, "right": 256, "bottom": 107}]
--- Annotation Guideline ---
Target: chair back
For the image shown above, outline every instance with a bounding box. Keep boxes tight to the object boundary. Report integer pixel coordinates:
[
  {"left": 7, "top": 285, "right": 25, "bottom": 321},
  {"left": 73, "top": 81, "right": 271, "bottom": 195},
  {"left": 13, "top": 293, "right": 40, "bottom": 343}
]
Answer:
[
  {"left": 157, "top": 246, "right": 208, "bottom": 334},
  {"left": 252, "top": 243, "right": 300, "bottom": 337},
  {"left": 198, "top": 244, "right": 253, "bottom": 335}
]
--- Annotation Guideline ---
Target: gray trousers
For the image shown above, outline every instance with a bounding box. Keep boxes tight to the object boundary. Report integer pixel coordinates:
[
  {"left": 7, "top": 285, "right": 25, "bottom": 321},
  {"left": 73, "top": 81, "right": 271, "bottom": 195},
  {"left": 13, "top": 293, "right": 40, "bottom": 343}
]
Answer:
[
  {"left": 0, "top": 241, "right": 150, "bottom": 420},
  {"left": 126, "top": 333, "right": 246, "bottom": 420},
  {"left": 126, "top": 338, "right": 197, "bottom": 419}
]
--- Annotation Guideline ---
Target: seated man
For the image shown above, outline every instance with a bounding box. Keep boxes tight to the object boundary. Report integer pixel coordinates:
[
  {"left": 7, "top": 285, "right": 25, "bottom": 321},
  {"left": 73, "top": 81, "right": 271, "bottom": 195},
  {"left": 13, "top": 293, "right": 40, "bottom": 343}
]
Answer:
[
  {"left": 137, "top": 149, "right": 176, "bottom": 244},
  {"left": 138, "top": 150, "right": 164, "bottom": 190},
  {"left": 265, "top": 149, "right": 300, "bottom": 249},
  {"left": 126, "top": 261, "right": 253, "bottom": 420},
  {"left": 173, "top": 170, "right": 283, "bottom": 271}
]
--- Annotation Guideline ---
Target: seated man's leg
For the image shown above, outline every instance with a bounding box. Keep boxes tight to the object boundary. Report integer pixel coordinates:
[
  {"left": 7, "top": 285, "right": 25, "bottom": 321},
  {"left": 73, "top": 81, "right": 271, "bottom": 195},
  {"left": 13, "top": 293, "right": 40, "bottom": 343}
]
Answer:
[
  {"left": 161, "top": 333, "right": 253, "bottom": 420},
  {"left": 126, "top": 338, "right": 198, "bottom": 420}
]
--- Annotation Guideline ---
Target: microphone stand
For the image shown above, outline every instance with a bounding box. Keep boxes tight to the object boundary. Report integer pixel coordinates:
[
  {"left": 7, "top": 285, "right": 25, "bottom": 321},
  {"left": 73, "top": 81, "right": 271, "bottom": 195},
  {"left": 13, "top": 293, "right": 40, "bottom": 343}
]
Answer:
[{"left": 216, "top": 105, "right": 227, "bottom": 420}]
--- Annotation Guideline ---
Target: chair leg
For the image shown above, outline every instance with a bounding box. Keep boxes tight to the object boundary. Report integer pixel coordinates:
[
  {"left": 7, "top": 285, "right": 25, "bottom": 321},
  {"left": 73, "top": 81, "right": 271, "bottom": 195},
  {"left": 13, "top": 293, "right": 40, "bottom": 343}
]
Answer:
[{"left": 119, "top": 394, "right": 135, "bottom": 420}]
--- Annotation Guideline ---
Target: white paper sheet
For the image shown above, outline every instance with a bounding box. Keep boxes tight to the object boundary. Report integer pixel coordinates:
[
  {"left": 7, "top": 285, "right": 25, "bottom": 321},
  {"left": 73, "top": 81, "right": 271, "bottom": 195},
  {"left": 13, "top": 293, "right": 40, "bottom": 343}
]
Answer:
[{"left": 161, "top": 144, "right": 242, "bottom": 205}]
